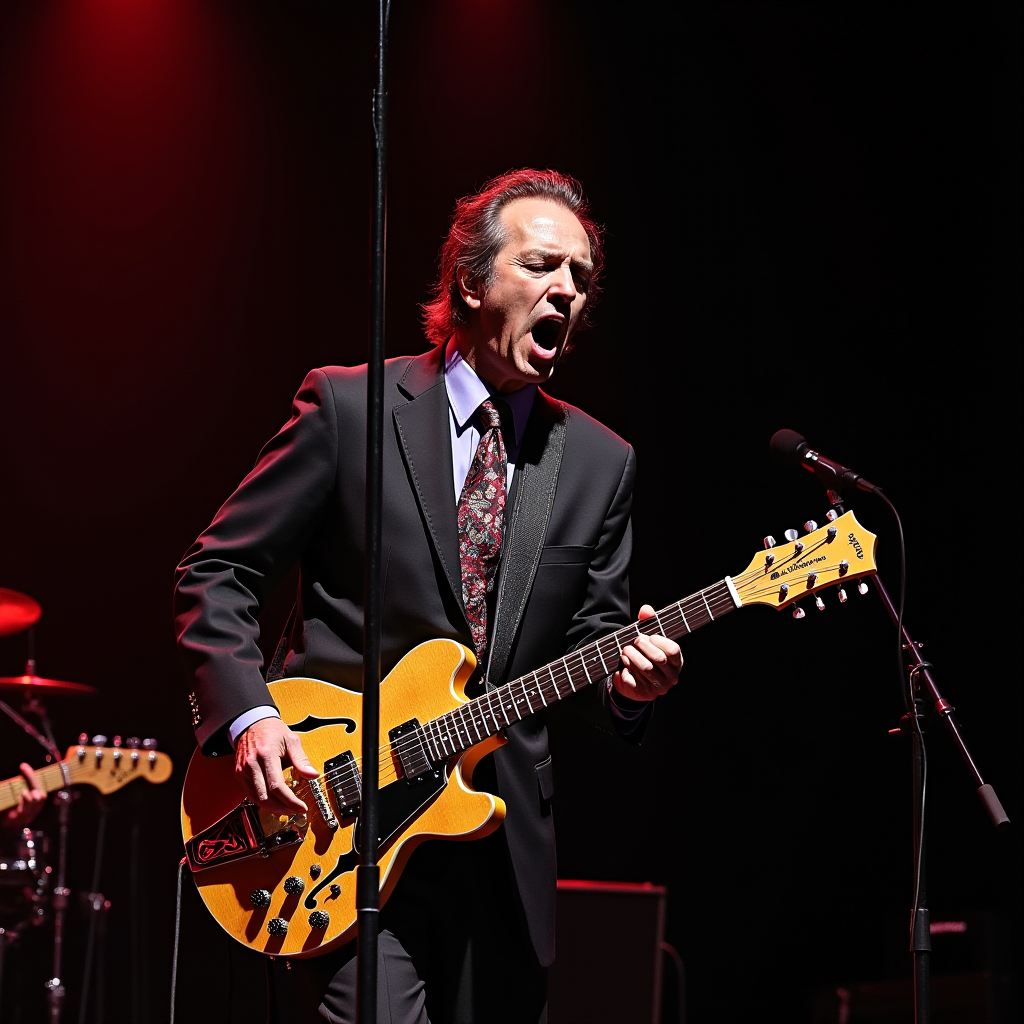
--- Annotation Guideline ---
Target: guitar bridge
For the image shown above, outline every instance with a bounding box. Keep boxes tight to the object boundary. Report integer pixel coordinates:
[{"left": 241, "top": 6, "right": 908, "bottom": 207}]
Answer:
[{"left": 184, "top": 802, "right": 305, "bottom": 872}]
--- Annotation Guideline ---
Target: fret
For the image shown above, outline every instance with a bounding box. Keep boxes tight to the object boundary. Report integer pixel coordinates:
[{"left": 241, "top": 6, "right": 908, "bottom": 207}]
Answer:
[
  {"left": 521, "top": 681, "right": 534, "bottom": 715},
  {"left": 467, "top": 704, "right": 483, "bottom": 743},
  {"left": 547, "top": 665, "right": 562, "bottom": 699},
  {"left": 534, "top": 671, "right": 548, "bottom": 707},
  {"left": 676, "top": 601, "right": 691, "bottom": 633},
  {"left": 561, "top": 656, "right": 577, "bottom": 692},
  {"left": 700, "top": 588, "right": 714, "bottom": 620}
]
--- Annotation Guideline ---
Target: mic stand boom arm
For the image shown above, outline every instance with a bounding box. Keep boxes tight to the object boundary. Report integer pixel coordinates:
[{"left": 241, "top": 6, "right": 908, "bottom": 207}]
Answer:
[{"left": 870, "top": 574, "right": 1010, "bottom": 831}]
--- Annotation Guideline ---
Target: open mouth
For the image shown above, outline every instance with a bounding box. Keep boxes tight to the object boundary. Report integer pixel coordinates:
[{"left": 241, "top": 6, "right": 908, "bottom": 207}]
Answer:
[{"left": 531, "top": 318, "right": 562, "bottom": 352}]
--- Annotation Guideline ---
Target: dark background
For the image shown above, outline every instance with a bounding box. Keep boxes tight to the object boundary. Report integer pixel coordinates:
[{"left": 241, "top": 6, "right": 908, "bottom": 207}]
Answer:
[{"left": 0, "top": 2, "right": 1020, "bottom": 1022}]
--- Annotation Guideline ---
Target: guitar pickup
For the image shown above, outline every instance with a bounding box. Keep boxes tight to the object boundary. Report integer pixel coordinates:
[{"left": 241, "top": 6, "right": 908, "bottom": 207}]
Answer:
[
  {"left": 184, "top": 803, "right": 305, "bottom": 872},
  {"left": 324, "top": 751, "right": 360, "bottom": 817},
  {"left": 389, "top": 719, "right": 443, "bottom": 782}
]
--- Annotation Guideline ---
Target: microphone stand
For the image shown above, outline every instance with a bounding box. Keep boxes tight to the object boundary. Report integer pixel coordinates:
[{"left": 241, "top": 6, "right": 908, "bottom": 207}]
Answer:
[
  {"left": 826, "top": 492, "right": 1010, "bottom": 1024},
  {"left": 357, "top": 2, "right": 389, "bottom": 1022},
  {"left": 869, "top": 573, "right": 1010, "bottom": 1023}
]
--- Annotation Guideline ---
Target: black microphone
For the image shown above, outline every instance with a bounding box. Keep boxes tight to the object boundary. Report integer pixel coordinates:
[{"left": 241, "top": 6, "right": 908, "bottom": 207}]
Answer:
[{"left": 770, "top": 429, "right": 882, "bottom": 494}]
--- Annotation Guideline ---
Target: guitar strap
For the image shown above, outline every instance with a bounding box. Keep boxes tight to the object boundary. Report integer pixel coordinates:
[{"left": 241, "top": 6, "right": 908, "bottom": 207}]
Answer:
[
  {"left": 264, "top": 601, "right": 297, "bottom": 683},
  {"left": 484, "top": 396, "right": 568, "bottom": 692}
]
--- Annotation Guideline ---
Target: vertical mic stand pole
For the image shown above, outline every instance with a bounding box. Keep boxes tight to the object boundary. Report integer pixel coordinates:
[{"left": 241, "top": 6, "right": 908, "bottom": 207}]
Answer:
[
  {"left": 357, "top": 2, "right": 388, "bottom": 1022},
  {"left": 867, "top": 572, "right": 1009, "bottom": 1024}
]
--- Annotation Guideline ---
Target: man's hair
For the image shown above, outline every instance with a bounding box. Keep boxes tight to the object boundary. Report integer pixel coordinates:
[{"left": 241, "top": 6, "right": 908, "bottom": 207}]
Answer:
[{"left": 421, "top": 168, "right": 605, "bottom": 349}]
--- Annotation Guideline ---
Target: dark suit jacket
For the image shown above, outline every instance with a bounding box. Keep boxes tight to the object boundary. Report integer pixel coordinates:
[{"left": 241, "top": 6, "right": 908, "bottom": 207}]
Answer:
[{"left": 173, "top": 344, "right": 644, "bottom": 965}]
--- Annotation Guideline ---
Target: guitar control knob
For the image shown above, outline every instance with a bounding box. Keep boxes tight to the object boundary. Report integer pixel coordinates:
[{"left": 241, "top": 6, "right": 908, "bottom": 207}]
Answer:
[
  {"left": 792, "top": 606, "right": 806, "bottom": 619},
  {"left": 804, "top": 520, "right": 818, "bottom": 533},
  {"left": 283, "top": 876, "right": 305, "bottom": 895},
  {"left": 308, "top": 911, "right": 330, "bottom": 930},
  {"left": 784, "top": 529, "right": 800, "bottom": 542},
  {"left": 267, "top": 917, "right": 288, "bottom": 937},
  {"left": 329, "top": 884, "right": 341, "bottom": 897},
  {"left": 309, "top": 864, "right": 322, "bottom": 879},
  {"left": 250, "top": 889, "right": 272, "bottom": 909}
]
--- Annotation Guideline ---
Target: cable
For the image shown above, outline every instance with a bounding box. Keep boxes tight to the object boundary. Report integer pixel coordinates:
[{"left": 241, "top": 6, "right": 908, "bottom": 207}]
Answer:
[
  {"left": 660, "top": 940, "right": 686, "bottom": 1024},
  {"left": 169, "top": 856, "right": 187, "bottom": 1024}
]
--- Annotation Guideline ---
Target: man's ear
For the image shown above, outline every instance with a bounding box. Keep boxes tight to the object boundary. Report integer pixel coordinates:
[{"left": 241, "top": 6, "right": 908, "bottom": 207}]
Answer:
[{"left": 457, "top": 269, "right": 483, "bottom": 310}]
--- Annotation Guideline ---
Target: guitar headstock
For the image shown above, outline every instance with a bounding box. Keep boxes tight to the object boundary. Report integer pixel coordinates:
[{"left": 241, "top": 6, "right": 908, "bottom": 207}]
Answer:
[
  {"left": 63, "top": 738, "right": 174, "bottom": 791},
  {"left": 730, "top": 510, "right": 878, "bottom": 613}
]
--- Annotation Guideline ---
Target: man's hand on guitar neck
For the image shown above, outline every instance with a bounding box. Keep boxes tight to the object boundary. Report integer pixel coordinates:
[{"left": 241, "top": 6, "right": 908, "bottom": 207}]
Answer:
[
  {"left": 611, "top": 603, "right": 684, "bottom": 704},
  {"left": 3, "top": 763, "right": 46, "bottom": 828},
  {"left": 234, "top": 717, "right": 320, "bottom": 816}
]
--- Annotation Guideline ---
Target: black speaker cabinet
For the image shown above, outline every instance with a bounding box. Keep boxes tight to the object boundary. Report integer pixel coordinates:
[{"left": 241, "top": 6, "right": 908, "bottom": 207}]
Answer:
[{"left": 548, "top": 880, "right": 667, "bottom": 1024}]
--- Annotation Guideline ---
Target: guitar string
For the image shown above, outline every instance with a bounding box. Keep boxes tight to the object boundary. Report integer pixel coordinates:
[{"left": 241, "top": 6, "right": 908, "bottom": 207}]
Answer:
[
  {"left": 277, "top": 546, "right": 862, "bottom": 823},
  {"left": 284, "top": 576, "right": 750, "bottom": 804}
]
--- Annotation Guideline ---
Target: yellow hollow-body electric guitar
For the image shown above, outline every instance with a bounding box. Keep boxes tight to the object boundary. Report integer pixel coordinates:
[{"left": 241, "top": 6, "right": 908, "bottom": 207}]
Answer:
[{"left": 181, "top": 510, "right": 878, "bottom": 958}]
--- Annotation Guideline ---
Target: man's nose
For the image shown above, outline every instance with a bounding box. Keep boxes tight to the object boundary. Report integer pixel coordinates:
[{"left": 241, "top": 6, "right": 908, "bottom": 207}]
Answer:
[{"left": 548, "top": 263, "right": 577, "bottom": 301}]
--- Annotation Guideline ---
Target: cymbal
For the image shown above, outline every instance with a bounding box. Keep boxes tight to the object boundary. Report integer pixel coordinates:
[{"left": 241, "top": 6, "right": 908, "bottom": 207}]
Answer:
[
  {"left": 0, "top": 674, "right": 96, "bottom": 696},
  {"left": 0, "top": 589, "right": 42, "bottom": 637}
]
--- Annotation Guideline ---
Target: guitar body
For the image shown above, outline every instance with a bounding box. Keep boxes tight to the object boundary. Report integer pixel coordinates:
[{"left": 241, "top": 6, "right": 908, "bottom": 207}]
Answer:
[
  {"left": 180, "top": 510, "right": 879, "bottom": 959},
  {"left": 180, "top": 637, "right": 506, "bottom": 959}
]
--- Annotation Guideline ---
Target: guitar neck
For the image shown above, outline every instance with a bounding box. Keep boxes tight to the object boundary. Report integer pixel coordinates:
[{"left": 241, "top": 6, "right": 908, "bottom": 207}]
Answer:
[
  {"left": 0, "top": 759, "right": 73, "bottom": 813},
  {"left": 408, "top": 580, "right": 737, "bottom": 767}
]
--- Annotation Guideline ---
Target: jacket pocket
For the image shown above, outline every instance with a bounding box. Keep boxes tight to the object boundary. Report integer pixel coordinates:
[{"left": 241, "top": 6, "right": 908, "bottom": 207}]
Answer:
[
  {"left": 538, "top": 544, "right": 593, "bottom": 565},
  {"left": 535, "top": 754, "right": 555, "bottom": 803}
]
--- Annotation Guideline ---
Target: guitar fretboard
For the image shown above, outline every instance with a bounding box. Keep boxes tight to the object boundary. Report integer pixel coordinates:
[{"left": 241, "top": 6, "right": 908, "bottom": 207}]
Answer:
[{"left": 394, "top": 579, "right": 738, "bottom": 775}]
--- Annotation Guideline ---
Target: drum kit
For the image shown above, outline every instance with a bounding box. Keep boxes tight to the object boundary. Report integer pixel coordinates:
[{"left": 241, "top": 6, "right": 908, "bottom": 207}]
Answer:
[{"left": 0, "top": 588, "right": 105, "bottom": 1023}]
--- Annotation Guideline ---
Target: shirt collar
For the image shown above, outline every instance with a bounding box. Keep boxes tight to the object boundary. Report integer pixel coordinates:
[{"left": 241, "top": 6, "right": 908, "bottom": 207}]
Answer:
[{"left": 444, "top": 337, "right": 535, "bottom": 447}]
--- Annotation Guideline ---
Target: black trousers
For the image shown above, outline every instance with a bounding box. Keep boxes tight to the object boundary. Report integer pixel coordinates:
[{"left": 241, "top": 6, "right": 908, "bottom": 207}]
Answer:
[{"left": 267, "top": 830, "right": 548, "bottom": 1024}]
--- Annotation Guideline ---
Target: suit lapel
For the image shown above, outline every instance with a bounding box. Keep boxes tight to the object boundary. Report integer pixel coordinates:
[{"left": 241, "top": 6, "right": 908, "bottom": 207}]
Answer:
[
  {"left": 485, "top": 392, "right": 568, "bottom": 688},
  {"left": 393, "top": 350, "right": 465, "bottom": 617}
]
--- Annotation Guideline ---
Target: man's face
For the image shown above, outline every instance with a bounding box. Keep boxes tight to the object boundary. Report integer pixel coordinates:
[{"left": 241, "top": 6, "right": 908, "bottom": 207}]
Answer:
[{"left": 458, "top": 197, "right": 594, "bottom": 394}]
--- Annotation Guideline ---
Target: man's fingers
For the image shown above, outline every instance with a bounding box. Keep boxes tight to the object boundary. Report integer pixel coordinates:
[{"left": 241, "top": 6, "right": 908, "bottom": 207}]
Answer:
[
  {"left": 285, "top": 735, "right": 319, "bottom": 778},
  {"left": 260, "top": 752, "right": 307, "bottom": 813},
  {"left": 234, "top": 720, "right": 312, "bottom": 814}
]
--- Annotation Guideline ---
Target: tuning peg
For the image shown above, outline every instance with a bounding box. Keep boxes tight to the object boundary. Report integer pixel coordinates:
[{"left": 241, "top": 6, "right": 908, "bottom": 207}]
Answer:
[
  {"left": 126, "top": 737, "right": 140, "bottom": 749},
  {"left": 804, "top": 520, "right": 818, "bottom": 533},
  {"left": 858, "top": 582, "right": 870, "bottom": 595},
  {"left": 142, "top": 738, "right": 158, "bottom": 750},
  {"left": 763, "top": 535, "right": 776, "bottom": 549},
  {"left": 91, "top": 734, "right": 107, "bottom": 746},
  {"left": 792, "top": 605, "right": 806, "bottom": 619},
  {"left": 837, "top": 588, "right": 848, "bottom": 603},
  {"left": 783, "top": 529, "right": 800, "bottom": 542},
  {"left": 78, "top": 733, "right": 88, "bottom": 746},
  {"left": 814, "top": 595, "right": 825, "bottom": 611},
  {"left": 825, "top": 509, "right": 839, "bottom": 522}
]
